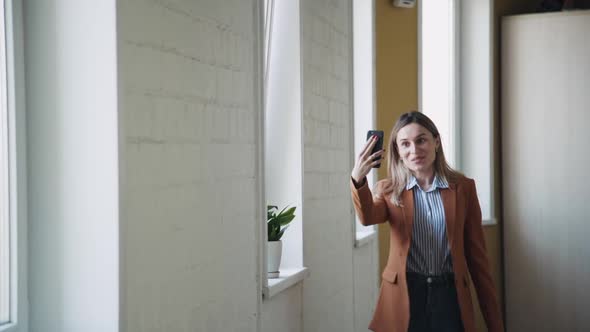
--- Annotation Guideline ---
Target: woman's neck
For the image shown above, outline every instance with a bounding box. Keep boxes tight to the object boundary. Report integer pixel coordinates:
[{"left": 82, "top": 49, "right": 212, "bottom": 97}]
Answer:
[{"left": 413, "top": 169, "right": 435, "bottom": 191}]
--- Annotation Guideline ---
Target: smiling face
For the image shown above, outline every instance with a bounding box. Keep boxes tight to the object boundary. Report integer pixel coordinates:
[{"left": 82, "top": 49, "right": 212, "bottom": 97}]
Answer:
[{"left": 396, "top": 123, "right": 440, "bottom": 176}]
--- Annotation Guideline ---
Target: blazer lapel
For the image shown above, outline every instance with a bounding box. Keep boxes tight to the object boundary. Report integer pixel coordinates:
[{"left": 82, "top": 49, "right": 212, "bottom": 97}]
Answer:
[
  {"left": 440, "top": 183, "right": 457, "bottom": 248},
  {"left": 402, "top": 189, "right": 414, "bottom": 237}
]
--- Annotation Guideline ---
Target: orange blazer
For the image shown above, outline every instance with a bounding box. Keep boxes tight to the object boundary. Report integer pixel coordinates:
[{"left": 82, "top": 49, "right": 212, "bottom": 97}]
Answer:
[{"left": 351, "top": 176, "right": 504, "bottom": 332}]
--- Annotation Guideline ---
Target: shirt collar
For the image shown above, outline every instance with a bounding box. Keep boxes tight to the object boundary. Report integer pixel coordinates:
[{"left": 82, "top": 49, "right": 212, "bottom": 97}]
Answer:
[
  {"left": 406, "top": 174, "right": 449, "bottom": 192},
  {"left": 406, "top": 176, "right": 418, "bottom": 190}
]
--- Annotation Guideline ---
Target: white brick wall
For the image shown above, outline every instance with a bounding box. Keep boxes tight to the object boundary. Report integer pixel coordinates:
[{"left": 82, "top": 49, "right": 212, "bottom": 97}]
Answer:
[
  {"left": 353, "top": 243, "right": 379, "bottom": 331},
  {"left": 25, "top": 0, "right": 379, "bottom": 331},
  {"left": 119, "top": 0, "right": 378, "bottom": 331},
  {"left": 119, "top": 1, "right": 261, "bottom": 331},
  {"left": 262, "top": 285, "right": 303, "bottom": 332},
  {"left": 301, "top": 0, "right": 359, "bottom": 331}
]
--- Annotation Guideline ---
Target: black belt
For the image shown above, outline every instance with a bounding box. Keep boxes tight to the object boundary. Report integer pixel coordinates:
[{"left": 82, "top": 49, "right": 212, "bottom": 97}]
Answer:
[{"left": 406, "top": 272, "right": 456, "bottom": 287}]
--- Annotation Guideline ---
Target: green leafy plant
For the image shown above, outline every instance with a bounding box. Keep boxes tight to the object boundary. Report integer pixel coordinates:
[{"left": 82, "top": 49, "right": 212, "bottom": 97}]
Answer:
[{"left": 267, "top": 205, "right": 296, "bottom": 241}]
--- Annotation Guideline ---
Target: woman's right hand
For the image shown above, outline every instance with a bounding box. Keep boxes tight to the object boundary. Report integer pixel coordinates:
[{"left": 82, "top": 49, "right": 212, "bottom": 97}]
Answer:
[{"left": 351, "top": 135, "right": 385, "bottom": 184}]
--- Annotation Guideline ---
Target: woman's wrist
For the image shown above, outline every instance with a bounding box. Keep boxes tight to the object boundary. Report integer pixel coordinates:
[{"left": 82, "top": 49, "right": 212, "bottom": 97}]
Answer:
[{"left": 351, "top": 176, "right": 366, "bottom": 189}]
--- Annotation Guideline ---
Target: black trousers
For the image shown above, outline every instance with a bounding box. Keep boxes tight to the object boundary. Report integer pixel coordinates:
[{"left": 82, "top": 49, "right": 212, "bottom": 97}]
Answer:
[{"left": 407, "top": 272, "right": 464, "bottom": 332}]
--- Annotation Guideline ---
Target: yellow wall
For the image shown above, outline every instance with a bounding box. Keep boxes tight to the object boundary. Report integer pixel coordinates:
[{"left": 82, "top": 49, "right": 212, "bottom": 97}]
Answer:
[
  {"left": 375, "top": 0, "right": 418, "bottom": 275},
  {"left": 375, "top": 0, "right": 539, "bottom": 330}
]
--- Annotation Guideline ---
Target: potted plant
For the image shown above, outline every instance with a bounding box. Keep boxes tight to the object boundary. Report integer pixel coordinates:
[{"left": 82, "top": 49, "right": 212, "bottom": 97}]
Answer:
[{"left": 267, "top": 205, "right": 296, "bottom": 278}]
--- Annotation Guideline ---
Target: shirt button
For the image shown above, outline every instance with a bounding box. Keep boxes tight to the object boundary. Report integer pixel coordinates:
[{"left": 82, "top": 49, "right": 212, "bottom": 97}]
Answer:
[{"left": 427, "top": 277, "right": 432, "bottom": 284}]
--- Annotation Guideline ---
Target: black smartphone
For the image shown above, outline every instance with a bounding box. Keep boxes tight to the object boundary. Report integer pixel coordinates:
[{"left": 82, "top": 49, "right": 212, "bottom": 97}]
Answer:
[{"left": 366, "top": 130, "right": 384, "bottom": 168}]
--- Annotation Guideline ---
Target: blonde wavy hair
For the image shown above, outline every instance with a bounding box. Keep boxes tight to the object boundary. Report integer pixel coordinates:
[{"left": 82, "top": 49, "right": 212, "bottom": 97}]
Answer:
[{"left": 378, "top": 111, "right": 462, "bottom": 206}]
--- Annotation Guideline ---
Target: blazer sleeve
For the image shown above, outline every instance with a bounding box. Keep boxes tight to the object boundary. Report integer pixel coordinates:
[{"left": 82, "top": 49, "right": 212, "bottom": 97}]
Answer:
[
  {"left": 464, "top": 179, "right": 505, "bottom": 332},
  {"left": 350, "top": 178, "right": 389, "bottom": 226}
]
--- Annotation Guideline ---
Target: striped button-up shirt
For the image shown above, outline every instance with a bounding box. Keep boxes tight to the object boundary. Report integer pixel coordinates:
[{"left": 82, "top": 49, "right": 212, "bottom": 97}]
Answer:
[{"left": 406, "top": 174, "right": 453, "bottom": 275}]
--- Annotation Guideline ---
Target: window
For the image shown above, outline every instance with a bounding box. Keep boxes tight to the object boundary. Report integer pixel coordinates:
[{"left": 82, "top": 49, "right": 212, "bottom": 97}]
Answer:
[
  {"left": 0, "top": 0, "right": 11, "bottom": 325},
  {"left": 352, "top": 0, "right": 377, "bottom": 246},
  {"left": 420, "top": 0, "right": 496, "bottom": 223},
  {"left": 457, "top": 0, "right": 495, "bottom": 223},
  {"left": 0, "top": 1, "right": 27, "bottom": 330},
  {"left": 261, "top": 0, "right": 308, "bottom": 298},
  {"left": 419, "top": 0, "right": 458, "bottom": 167}
]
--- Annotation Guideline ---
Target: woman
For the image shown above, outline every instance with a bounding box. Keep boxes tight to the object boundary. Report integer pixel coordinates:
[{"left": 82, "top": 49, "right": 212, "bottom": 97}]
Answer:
[{"left": 351, "top": 112, "right": 504, "bottom": 332}]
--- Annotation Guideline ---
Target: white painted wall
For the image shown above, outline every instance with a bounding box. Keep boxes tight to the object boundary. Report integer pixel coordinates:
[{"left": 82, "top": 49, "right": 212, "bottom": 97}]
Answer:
[
  {"left": 502, "top": 11, "right": 590, "bottom": 331},
  {"left": 24, "top": 1, "right": 120, "bottom": 331},
  {"left": 118, "top": 0, "right": 261, "bottom": 331}
]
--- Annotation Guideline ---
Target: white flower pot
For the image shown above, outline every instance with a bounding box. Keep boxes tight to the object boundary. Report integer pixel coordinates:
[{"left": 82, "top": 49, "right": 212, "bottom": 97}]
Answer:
[{"left": 267, "top": 240, "right": 282, "bottom": 278}]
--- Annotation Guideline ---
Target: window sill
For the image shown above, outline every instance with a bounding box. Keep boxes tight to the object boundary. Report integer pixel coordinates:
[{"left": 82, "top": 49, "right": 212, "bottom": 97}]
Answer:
[
  {"left": 263, "top": 267, "right": 309, "bottom": 299},
  {"left": 0, "top": 323, "right": 16, "bottom": 332},
  {"left": 355, "top": 229, "right": 377, "bottom": 248},
  {"left": 482, "top": 218, "right": 497, "bottom": 226}
]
